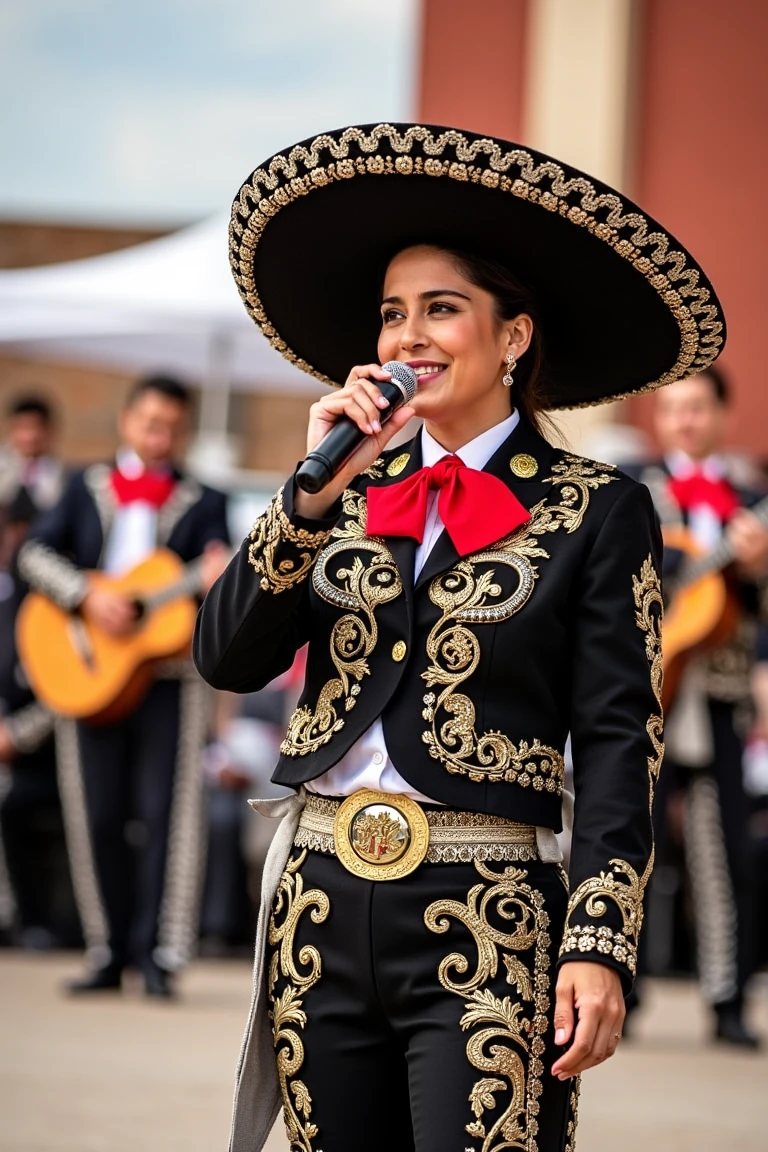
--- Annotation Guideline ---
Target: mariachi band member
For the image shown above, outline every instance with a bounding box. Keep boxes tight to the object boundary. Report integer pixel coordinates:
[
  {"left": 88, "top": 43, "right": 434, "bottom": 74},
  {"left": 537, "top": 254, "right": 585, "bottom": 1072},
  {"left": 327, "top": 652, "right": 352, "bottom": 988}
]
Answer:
[
  {"left": 18, "top": 375, "right": 229, "bottom": 997},
  {"left": 628, "top": 367, "right": 767, "bottom": 1047},
  {"left": 195, "top": 124, "right": 726, "bottom": 1151}
]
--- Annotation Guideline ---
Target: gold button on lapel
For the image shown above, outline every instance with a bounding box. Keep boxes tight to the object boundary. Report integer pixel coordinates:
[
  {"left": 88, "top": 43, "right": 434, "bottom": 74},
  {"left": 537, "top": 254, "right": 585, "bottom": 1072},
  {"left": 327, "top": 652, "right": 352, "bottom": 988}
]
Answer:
[
  {"left": 387, "top": 453, "right": 410, "bottom": 477},
  {"left": 509, "top": 453, "right": 538, "bottom": 478},
  {"left": 391, "top": 640, "right": 407, "bottom": 662}
]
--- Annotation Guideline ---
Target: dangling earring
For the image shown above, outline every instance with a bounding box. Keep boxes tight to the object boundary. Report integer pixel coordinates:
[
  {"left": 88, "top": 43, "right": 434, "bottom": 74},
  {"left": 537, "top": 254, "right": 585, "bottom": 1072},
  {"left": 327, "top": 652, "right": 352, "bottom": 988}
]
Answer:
[{"left": 502, "top": 352, "right": 516, "bottom": 388}]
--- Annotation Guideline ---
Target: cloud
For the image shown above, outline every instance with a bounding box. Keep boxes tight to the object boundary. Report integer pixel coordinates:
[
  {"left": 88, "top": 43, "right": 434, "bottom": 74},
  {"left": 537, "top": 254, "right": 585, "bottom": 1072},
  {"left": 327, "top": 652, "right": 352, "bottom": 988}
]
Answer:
[{"left": 0, "top": 0, "right": 419, "bottom": 223}]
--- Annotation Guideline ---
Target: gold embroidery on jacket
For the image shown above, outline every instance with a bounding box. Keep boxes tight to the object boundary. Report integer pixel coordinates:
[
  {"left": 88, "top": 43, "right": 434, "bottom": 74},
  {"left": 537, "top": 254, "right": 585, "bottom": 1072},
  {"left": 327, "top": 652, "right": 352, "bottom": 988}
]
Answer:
[
  {"left": 248, "top": 487, "right": 333, "bottom": 594},
  {"left": 281, "top": 491, "right": 403, "bottom": 755},
  {"left": 424, "top": 861, "right": 551, "bottom": 1151},
  {"left": 420, "top": 457, "right": 616, "bottom": 784},
  {"left": 268, "top": 850, "right": 330, "bottom": 1151},
  {"left": 559, "top": 555, "right": 663, "bottom": 974}
]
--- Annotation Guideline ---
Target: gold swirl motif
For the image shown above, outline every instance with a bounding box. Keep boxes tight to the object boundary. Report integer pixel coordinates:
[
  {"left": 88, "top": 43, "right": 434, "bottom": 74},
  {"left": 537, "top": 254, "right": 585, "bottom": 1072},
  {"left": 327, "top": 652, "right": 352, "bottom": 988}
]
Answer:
[
  {"left": 559, "top": 555, "right": 663, "bottom": 973},
  {"left": 268, "top": 850, "right": 330, "bottom": 1151},
  {"left": 281, "top": 491, "right": 403, "bottom": 755},
  {"left": 424, "top": 861, "right": 553, "bottom": 1150},
  {"left": 230, "top": 124, "right": 724, "bottom": 406},
  {"left": 420, "top": 456, "right": 616, "bottom": 785},
  {"left": 248, "top": 487, "right": 333, "bottom": 594}
]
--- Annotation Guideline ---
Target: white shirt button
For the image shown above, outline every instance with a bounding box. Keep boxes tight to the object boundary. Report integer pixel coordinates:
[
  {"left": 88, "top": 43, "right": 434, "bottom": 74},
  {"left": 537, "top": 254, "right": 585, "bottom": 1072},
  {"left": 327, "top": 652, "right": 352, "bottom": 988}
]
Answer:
[{"left": 371, "top": 751, "right": 384, "bottom": 766}]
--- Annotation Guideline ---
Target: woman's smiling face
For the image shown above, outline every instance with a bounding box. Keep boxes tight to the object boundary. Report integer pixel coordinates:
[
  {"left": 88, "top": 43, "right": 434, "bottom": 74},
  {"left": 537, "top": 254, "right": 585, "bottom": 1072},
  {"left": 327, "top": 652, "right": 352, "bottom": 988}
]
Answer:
[{"left": 377, "top": 245, "right": 531, "bottom": 441}]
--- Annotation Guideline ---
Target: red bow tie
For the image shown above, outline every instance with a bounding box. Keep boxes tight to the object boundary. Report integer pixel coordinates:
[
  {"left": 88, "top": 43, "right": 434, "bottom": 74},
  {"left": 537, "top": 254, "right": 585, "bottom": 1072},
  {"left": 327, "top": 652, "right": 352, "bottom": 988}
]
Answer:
[
  {"left": 667, "top": 471, "right": 740, "bottom": 521},
  {"left": 111, "top": 468, "right": 176, "bottom": 508},
  {"left": 366, "top": 454, "right": 531, "bottom": 555}
]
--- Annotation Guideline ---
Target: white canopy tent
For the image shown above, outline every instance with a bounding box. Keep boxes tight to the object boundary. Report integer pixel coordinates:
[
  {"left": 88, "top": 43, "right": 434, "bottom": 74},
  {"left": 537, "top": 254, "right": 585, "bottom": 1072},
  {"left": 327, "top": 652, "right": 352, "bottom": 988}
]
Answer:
[{"left": 0, "top": 215, "right": 323, "bottom": 474}]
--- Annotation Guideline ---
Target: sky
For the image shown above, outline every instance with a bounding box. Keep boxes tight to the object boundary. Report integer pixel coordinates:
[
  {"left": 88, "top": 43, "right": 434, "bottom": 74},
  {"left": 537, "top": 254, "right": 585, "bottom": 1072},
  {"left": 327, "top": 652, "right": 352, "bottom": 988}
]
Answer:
[{"left": 0, "top": 0, "right": 419, "bottom": 225}]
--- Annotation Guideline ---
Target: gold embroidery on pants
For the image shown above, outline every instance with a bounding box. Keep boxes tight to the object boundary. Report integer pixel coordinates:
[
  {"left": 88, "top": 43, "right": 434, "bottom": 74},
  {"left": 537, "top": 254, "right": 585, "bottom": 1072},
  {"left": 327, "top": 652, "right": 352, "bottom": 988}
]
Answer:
[
  {"left": 281, "top": 491, "right": 403, "bottom": 756},
  {"left": 268, "top": 850, "right": 330, "bottom": 1151},
  {"left": 425, "top": 862, "right": 552, "bottom": 1151},
  {"left": 564, "top": 1080, "right": 581, "bottom": 1152}
]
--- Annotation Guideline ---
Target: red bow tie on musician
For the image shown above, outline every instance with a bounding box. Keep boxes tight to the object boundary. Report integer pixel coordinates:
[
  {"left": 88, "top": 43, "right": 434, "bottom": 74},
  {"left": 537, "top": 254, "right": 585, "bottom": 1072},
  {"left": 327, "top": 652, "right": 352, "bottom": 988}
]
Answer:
[
  {"left": 366, "top": 454, "right": 530, "bottom": 555},
  {"left": 667, "top": 470, "right": 741, "bottom": 521},
  {"left": 110, "top": 468, "right": 177, "bottom": 508}
]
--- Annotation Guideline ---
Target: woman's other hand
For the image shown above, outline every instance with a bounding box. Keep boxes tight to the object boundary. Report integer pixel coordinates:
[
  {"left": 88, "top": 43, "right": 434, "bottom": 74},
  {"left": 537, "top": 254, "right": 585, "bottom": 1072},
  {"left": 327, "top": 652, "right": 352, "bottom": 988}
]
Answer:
[
  {"left": 551, "top": 961, "right": 625, "bottom": 1078},
  {"left": 294, "top": 364, "right": 415, "bottom": 519}
]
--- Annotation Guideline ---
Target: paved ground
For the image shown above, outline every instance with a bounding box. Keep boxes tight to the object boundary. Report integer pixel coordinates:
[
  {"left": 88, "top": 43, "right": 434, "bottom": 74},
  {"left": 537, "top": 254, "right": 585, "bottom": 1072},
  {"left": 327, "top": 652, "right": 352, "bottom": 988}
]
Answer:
[{"left": 1, "top": 952, "right": 766, "bottom": 1151}]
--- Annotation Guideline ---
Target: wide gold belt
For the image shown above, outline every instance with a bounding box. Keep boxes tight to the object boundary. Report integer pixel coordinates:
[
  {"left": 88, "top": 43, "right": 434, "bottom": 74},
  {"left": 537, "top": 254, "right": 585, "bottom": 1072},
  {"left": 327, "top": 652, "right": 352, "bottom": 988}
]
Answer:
[{"left": 295, "top": 789, "right": 538, "bottom": 881}]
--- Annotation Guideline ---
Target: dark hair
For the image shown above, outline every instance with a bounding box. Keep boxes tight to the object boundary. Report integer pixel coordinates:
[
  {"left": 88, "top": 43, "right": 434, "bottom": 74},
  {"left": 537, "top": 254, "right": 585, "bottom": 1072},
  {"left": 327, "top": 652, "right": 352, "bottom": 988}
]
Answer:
[
  {"left": 695, "top": 363, "right": 730, "bottom": 406},
  {"left": 125, "top": 374, "right": 192, "bottom": 410},
  {"left": 6, "top": 394, "right": 55, "bottom": 425}
]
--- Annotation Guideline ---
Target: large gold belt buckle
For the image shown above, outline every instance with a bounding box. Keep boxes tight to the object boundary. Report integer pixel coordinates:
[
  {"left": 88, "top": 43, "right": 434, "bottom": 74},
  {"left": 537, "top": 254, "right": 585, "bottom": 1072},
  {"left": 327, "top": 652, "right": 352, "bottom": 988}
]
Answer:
[{"left": 334, "top": 789, "right": 430, "bottom": 881}]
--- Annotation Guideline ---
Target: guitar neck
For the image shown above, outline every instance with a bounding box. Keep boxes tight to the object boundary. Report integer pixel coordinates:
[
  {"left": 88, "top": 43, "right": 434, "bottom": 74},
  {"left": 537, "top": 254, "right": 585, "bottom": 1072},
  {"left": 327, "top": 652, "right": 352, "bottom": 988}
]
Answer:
[
  {"left": 678, "top": 494, "right": 768, "bottom": 586},
  {"left": 142, "top": 558, "right": 204, "bottom": 612}
]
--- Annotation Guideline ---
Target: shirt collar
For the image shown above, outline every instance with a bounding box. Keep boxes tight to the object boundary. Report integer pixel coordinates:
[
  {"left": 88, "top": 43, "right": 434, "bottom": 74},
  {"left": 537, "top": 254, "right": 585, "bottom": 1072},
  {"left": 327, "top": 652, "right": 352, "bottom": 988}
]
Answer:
[
  {"left": 420, "top": 410, "right": 521, "bottom": 472},
  {"left": 665, "top": 450, "right": 726, "bottom": 481}
]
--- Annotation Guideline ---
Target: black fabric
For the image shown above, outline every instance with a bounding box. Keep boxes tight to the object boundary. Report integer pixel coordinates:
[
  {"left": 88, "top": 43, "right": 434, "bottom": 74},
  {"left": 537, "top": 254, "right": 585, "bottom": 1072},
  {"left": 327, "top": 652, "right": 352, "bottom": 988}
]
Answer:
[
  {"left": 231, "top": 122, "right": 726, "bottom": 407},
  {"left": 195, "top": 416, "right": 662, "bottom": 989},
  {"left": 76, "top": 680, "right": 181, "bottom": 968},
  {"left": 26, "top": 466, "right": 230, "bottom": 570},
  {"left": 268, "top": 846, "right": 575, "bottom": 1152}
]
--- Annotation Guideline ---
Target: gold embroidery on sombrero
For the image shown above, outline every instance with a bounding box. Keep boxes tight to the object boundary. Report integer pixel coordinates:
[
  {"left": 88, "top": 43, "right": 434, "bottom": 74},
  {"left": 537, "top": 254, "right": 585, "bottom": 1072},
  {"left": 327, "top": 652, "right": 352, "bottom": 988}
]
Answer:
[
  {"left": 558, "top": 556, "right": 663, "bottom": 974},
  {"left": 424, "top": 861, "right": 552, "bottom": 1151},
  {"left": 268, "top": 850, "right": 329, "bottom": 1152},
  {"left": 280, "top": 491, "right": 403, "bottom": 755},
  {"left": 248, "top": 487, "right": 333, "bottom": 594},
  {"left": 230, "top": 124, "right": 723, "bottom": 403},
  {"left": 420, "top": 457, "right": 616, "bottom": 784}
]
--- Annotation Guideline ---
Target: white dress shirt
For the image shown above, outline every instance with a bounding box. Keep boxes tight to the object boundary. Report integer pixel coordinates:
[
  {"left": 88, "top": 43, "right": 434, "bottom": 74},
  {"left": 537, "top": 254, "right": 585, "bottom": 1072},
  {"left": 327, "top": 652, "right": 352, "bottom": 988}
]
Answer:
[
  {"left": 666, "top": 450, "right": 728, "bottom": 552},
  {"left": 102, "top": 449, "right": 163, "bottom": 574},
  {"left": 307, "top": 410, "right": 521, "bottom": 801}
]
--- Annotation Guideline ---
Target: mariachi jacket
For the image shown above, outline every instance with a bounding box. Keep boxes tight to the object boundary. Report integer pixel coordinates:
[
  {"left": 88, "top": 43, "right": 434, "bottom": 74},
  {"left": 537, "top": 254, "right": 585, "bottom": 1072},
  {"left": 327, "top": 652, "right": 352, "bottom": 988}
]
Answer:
[
  {"left": 195, "top": 416, "right": 663, "bottom": 988},
  {"left": 18, "top": 461, "right": 229, "bottom": 612},
  {"left": 631, "top": 458, "right": 768, "bottom": 706}
]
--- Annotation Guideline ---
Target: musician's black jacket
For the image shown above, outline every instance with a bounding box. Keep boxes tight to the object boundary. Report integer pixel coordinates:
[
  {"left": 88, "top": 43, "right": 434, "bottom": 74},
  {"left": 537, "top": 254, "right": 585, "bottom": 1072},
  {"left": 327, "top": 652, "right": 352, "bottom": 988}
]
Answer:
[
  {"left": 628, "top": 457, "right": 768, "bottom": 704},
  {"left": 18, "top": 462, "right": 229, "bottom": 611},
  {"left": 195, "top": 416, "right": 663, "bottom": 990}
]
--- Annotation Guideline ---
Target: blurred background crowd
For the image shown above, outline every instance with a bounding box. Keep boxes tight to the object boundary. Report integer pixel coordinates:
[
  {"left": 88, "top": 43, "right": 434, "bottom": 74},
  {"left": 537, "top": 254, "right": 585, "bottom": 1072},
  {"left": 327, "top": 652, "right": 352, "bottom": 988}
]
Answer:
[{"left": 1, "top": 0, "right": 767, "bottom": 1058}]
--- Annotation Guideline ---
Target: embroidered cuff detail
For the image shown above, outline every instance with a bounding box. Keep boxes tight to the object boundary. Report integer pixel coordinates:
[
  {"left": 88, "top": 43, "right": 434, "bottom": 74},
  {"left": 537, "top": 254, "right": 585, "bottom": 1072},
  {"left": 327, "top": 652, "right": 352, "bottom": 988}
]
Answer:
[
  {"left": 559, "top": 924, "right": 637, "bottom": 974},
  {"left": 247, "top": 486, "right": 333, "bottom": 594},
  {"left": 18, "top": 540, "right": 89, "bottom": 612},
  {"left": 561, "top": 858, "right": 645, "bottom": 977}
]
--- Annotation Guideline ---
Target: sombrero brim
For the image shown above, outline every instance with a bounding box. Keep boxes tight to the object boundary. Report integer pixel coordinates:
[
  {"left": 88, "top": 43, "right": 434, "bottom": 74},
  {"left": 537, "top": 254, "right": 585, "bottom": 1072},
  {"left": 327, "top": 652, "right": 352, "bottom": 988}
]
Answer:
[{"left": 229, "top": 123, "right": 725, "bottom": 408}]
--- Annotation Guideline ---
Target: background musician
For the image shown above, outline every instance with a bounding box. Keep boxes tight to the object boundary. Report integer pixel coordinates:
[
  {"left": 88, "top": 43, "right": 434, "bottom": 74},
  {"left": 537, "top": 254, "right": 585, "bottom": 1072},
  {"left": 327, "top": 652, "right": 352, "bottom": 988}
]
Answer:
[
  {"left": 17, "top": 374, "right": 229, "bottom": 998},
  {"left": 0, "top": 393, "right": 66, "bottom": 513},
  {"left": 630, "top": 366, "right": 768, "bottom": 1047}
]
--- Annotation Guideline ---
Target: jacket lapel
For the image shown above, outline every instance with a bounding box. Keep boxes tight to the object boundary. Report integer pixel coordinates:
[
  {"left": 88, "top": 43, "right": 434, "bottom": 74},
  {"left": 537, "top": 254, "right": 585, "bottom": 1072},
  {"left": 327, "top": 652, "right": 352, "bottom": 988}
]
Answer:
[
  {"left": 364, "top": 435, "right": 423, "bottom": 630},
  {"left": 414, "top": 415, "right": 558, "bottom": 592}
]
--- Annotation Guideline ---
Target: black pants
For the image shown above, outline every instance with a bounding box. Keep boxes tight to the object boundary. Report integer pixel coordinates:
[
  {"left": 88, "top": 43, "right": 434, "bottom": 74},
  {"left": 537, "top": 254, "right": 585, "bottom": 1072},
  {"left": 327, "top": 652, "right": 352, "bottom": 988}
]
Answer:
[
  {"left": 77, "top": 680, "right": 180, "bottom": 969},
  {"left": 268, "top": 847, "right": 577, "bottom": 1152}
]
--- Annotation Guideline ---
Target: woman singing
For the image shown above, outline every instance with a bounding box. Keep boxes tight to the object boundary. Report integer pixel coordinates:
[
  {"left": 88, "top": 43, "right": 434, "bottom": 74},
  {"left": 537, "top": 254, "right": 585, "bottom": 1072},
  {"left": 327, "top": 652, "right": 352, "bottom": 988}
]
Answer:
[{"left": 195, "top": 124, "right": 725, "bottom": 1152}]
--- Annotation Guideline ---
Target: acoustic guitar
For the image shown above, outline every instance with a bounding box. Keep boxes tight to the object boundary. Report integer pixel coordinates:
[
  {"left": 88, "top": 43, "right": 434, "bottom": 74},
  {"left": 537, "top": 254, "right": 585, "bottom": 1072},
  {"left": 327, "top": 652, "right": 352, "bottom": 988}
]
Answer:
[
  {"left": 16, "top": 549, "right": 200, "bottom": 724},
  {"left": 661, "top": 495, "right": 768, "bottom": 711}
]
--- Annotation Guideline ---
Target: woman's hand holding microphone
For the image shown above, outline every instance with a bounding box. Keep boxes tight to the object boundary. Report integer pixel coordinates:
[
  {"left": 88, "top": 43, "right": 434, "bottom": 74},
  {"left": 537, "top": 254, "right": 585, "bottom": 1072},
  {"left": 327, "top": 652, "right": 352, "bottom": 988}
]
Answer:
[{"left": 293, "top": 364, "right": 416, "bottom": 521}]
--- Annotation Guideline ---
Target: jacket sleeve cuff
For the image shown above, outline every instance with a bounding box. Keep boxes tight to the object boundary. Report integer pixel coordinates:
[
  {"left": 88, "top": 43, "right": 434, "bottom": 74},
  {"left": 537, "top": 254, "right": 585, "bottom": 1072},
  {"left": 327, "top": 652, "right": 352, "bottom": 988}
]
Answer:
[
  {"left": 17, "top": 539, "right": 89, "bottom": 611},
  {"left": 246, "top": 474, "right": 339, "bottom": 595},
  {"left": 557, "top": 860, "right": 644, "bottom": 994}
]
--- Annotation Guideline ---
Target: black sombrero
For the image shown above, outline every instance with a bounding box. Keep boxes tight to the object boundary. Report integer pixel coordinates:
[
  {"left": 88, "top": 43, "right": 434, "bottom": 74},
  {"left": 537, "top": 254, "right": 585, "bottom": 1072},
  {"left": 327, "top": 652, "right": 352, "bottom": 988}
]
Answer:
[{"left": 229, "top": 122, "right": 725, "bottom": 409}]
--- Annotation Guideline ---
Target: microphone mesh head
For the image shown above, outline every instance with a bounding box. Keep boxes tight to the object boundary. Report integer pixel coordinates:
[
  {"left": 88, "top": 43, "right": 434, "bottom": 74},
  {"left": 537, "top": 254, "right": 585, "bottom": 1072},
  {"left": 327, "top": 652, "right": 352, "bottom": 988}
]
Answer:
[{"left": 381, "top": 360, "right": 417, "bottom": 402}]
